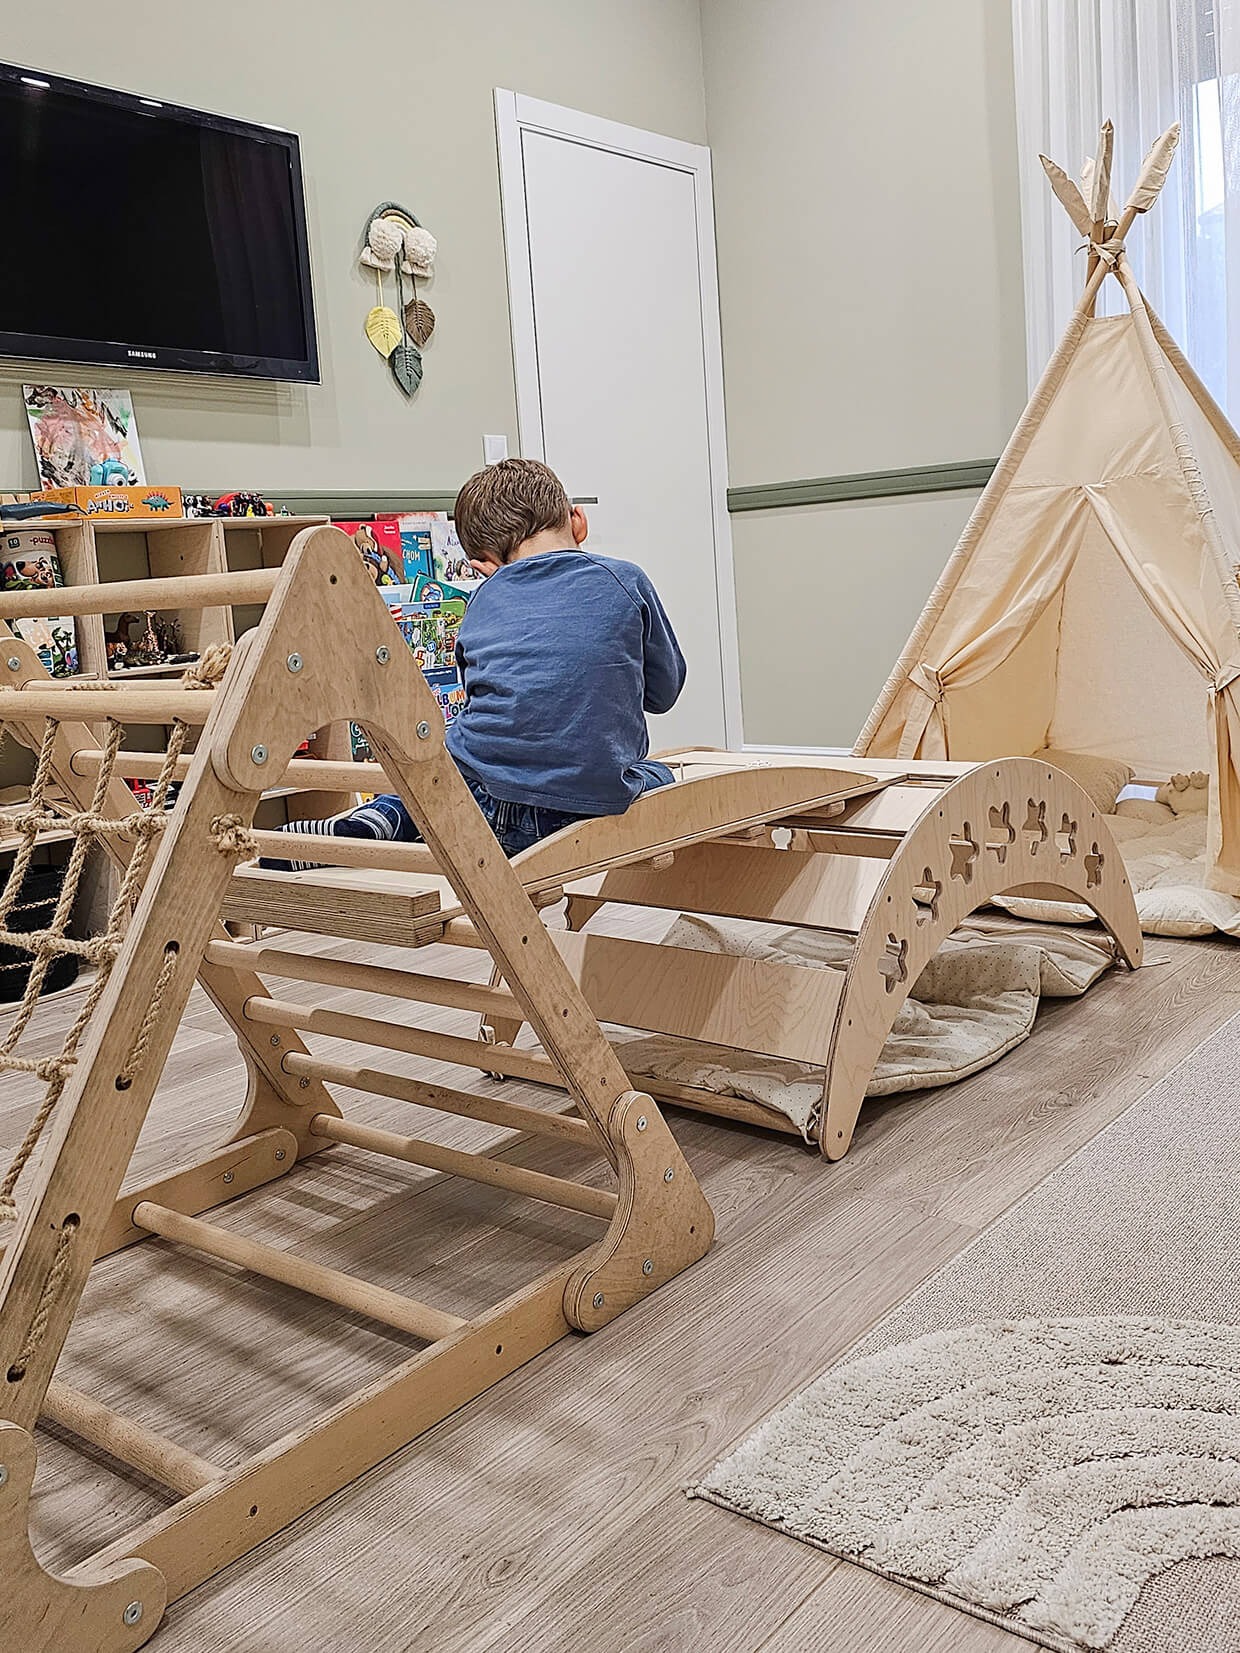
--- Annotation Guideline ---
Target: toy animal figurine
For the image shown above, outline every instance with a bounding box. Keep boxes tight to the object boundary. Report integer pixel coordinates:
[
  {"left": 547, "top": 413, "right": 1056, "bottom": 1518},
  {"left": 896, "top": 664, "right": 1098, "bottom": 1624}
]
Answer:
[{"left": 1156, "top": 771, "right": 1210, "bottom": 814}]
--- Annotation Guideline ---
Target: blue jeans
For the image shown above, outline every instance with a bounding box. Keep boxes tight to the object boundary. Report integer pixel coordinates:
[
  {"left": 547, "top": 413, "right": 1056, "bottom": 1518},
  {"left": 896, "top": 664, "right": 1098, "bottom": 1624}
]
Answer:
[{"left": 352, "top": 759, "right": 675, "bottom": 858}]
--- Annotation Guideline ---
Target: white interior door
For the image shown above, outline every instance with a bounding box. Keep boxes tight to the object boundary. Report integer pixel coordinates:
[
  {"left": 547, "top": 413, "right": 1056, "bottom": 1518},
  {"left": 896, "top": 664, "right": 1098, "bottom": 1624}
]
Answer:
[{"left": 496, "top": 92, "right": 740, "bottom": 750}]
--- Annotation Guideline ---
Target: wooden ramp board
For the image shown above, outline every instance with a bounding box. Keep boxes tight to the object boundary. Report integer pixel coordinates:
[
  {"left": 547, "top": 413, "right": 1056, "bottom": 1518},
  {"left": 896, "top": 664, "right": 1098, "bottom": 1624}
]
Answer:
[
  {"left": 576, "top": 840, "right": 889, "bottom": 934},
  {"left": 549, "top": 930, "right": 843, "bottom": 1067}
]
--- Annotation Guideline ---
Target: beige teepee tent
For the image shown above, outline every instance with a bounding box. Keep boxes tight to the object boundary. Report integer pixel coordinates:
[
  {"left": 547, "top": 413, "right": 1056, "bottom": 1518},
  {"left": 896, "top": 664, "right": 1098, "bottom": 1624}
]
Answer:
[{"left": 856, "top": 121, "right": 1240, "bottom": 894}]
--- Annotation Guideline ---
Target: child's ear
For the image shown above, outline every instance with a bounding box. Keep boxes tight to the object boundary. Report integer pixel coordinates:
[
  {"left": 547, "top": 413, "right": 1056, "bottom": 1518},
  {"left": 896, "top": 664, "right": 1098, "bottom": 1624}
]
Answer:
[
  {"left": 569, "top": 505, "right": 589, "bottom": 546},
  {"left": 468, "top": 553, "right": 501, "bottom": 578}
]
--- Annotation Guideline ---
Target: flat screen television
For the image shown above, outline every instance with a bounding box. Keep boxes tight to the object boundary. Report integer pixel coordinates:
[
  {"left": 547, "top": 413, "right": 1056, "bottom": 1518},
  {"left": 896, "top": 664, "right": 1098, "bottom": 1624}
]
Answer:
[{"left": 0, "top": 62, "right": 319, "bottom": 382}]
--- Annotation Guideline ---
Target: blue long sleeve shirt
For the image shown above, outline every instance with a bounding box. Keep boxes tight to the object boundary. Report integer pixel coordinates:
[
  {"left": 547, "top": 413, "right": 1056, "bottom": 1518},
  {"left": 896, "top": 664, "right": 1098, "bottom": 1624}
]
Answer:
[{"left": 444, "top": 548, "right": 686, "bottom": 815}]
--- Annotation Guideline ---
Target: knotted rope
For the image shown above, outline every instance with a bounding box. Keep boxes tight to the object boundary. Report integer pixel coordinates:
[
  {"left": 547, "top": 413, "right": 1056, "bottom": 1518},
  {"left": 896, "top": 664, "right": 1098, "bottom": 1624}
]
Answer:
[
  {"left": 5, "top": 1214, "right": 78, "bottom": 1381},
  {"left": 181, "top": 642, "right": 233, "bottom": 688},
  {"left": 0, "top": 714, "right": 188, "bottom": 1220}
]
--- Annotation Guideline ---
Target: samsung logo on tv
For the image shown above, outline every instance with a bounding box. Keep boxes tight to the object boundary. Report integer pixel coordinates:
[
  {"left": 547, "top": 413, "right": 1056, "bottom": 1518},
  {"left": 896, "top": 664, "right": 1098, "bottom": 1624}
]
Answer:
[{"left": 126, "top": 349, "right": 157, "bottom": 359}]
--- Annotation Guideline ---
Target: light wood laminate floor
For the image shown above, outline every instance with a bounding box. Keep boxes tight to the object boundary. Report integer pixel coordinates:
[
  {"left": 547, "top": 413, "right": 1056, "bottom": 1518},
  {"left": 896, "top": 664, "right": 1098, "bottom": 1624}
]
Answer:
[{"left": 3, "top": 909, "right": 1236, "bottom": 1653}]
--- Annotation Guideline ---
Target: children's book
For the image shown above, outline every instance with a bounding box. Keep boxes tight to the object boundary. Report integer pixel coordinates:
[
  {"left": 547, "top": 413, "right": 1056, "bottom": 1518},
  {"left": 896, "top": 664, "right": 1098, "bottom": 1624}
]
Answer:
[
  {"left": 431, "top": 519, "right": 484, "bottom": 593},
  {"left": 424, "top": 666, "right": 466, "bottom": 726},
  {"left": 335, "top": 519, "right": 406, "bottom": 585},
  {"left": 6, "top": 616, "right": 78, "bottom": 677},
  {"left": 388, "top": 513, "right": 438, "bottom": 584}
]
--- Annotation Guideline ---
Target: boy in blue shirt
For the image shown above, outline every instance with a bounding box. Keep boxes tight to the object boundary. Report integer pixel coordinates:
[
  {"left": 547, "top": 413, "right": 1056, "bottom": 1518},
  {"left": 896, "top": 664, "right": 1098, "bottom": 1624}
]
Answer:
[{"left": 267, "top": 459, "right": 684, "bottom": 866}]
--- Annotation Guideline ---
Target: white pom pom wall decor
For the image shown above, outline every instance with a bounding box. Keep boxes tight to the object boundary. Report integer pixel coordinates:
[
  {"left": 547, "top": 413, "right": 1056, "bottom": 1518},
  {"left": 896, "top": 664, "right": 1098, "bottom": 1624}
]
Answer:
[{"left": 358, "top": 201, "right": 438, "bottom": 398}]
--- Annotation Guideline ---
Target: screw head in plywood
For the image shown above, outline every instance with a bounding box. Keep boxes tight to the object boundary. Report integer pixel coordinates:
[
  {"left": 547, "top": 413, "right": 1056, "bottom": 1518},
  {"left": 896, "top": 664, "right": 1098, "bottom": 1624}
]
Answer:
[
  {"left": 251, "top": 744, "right": 268, "bottom": 765},
  {"left": 592, "top": 1292, "right": 605, "bottom": 1309},
  {"left": 416, "top": 721, "right": 431, "bottom": 739},
  {"left": 376, "top": 645, "right": 391, "bottom": 665},
  {"left": 123, "top": 1602, "right": 143, "bottom": 1626},
  {"left": 286, "top": 653, "right": 303, "bottom": 673},
  {"left": 5, "top": 657, "right": 19, "bottom": 671}
]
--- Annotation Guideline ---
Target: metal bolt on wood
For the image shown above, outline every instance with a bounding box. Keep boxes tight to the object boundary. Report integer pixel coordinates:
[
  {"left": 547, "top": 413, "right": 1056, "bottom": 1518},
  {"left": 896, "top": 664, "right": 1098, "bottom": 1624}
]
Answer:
[
  {"left": 251, "top": 744, "right": 268, "bottom": 765},
  {"left": 416, "top": 721, "right": 431, "bottom": 739},
  {"left": 222, "top": 1171, "right": 234, "bottom": 1185},
  {"left": 123, "top": 1603, "right": 143, "bottom": 1627},
  {"left": 286, "top": 653, "right": 303, "bottom": 673},
  {"left": 663, "top": 1168, "right": 675, "bottom": 1183},
  {"left": 636, "top": 1116, "right": 648, "bottom": 1132},
  {"left": 274, "top": 1148, "right": 287, "bottom": 1161},
  {"left": 376, "top": 646, "right": 391, "bottom": 665},
  {"left": 5, "top": 657, "right": 19, "bottom": 671},
  {"left": 0, "top": 1464, "right": 7, "bottom": 1486},
  {"left": 642, "top": 1258, "right": 653, "bottom": 1275},
  {"left": 592, "top": 1292, "right": 604, "bottom": 1309}
]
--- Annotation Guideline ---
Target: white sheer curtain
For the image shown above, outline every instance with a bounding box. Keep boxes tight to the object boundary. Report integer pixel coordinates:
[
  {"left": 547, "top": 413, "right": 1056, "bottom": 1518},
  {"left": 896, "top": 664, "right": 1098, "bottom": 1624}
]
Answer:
[{"left": 1012, "top": 0, "right": 1240, "bottom": 414}]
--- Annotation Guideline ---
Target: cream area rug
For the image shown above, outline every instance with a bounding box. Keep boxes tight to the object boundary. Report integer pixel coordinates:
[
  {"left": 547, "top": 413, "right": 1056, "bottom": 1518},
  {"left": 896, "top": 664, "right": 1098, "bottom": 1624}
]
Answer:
[
  {"left": 615, "top": 915, "right": 1115, "bottom": 1140},
  {"left": 692, "top": 1010, "right": 1240, "bottom": 1651}
]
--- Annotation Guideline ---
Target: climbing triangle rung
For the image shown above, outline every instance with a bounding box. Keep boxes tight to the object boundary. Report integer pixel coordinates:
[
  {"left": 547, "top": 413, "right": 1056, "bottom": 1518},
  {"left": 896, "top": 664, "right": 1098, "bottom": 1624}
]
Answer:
[
  {"left": 42, "top": 1378, "right": 223, "bottom": 1497},
  {"left": 131, "top": 1203, "right": 465, "bottom": 1343},
  {"left": 310, "top": 1114, "right": 618, "bottom": 1219},
  {"left": 280, "top": 1052, "right": 598, "bottom": 1147}
]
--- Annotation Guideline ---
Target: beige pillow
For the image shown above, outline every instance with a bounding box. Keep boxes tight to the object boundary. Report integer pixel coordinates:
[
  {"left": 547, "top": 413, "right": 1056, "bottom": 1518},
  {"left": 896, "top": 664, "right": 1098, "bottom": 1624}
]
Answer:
[{"left": 1036, "top": 748, "right": 1134, "bottom": 815}]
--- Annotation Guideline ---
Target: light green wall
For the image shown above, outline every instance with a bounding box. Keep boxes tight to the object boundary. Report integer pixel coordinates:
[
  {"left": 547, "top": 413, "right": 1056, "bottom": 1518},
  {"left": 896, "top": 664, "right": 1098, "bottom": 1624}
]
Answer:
[
  {"left": 700, "top": 0, "right": 1025, "bottom": 744},
  {"left": 0, "top": 0, "right": 707, "bottom": 494}
]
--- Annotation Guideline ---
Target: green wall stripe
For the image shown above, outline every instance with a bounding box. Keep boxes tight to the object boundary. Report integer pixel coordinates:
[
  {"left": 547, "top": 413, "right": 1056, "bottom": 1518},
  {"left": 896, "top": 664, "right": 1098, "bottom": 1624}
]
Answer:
[
  {"left": 223, "top": 490, "right": 597, "bottom": 516},
  {"left": 727, "top": 459, "right": 998, "bottom": 513}
]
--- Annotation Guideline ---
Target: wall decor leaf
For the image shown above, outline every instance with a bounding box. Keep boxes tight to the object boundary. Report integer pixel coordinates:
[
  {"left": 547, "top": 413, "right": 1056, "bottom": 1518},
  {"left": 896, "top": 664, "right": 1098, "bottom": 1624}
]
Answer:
[
  {"left": 390, "top": 341, "right": 424, "bottom": 397},
  {"left": 365, "top": 305, "right": 403, "bottom": 358},
  {"left": 404, "top": 298, "right": 436, "bottom": 346}
]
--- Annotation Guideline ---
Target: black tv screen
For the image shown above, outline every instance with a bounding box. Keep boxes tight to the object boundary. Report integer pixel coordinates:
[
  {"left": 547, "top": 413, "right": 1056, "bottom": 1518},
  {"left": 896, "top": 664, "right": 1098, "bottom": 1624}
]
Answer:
[{"left": 0, "top": 62, "right": 319, "bottom": 381}]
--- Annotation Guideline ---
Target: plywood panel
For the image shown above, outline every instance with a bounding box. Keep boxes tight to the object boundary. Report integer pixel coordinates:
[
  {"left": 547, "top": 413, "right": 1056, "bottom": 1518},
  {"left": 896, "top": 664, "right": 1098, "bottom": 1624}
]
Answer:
[{"left": 552, "top": 929, "right": 842, "bottom": 1065}]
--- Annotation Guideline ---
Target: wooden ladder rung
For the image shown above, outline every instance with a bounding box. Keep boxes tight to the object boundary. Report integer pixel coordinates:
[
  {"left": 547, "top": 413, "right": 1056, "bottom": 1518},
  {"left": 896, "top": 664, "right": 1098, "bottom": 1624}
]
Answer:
[
  {"left": 42, "top": 1378, "right": 223, "bottom": 1497},
  {"left": 310, "top": 1115, "right": 617, "bottom": 1219},
  {"left": 131, "top": 1202, "right": 464, "bottom": 1344},
  {"left": 244, "top": 995, "right": 561, "bottom": 1084},
  {"left": 281, "top": 1052, "right": 597, "bottom": 1147},
  {"left": 207, "top": 939, "right": 523, "bottom": 1019}
]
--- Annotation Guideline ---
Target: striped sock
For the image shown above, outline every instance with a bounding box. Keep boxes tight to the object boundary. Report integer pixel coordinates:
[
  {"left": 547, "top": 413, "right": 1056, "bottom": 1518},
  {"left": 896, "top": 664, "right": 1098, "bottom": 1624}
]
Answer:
[{"left": 259, "top": 811, "right": 385, "bottom": 873}]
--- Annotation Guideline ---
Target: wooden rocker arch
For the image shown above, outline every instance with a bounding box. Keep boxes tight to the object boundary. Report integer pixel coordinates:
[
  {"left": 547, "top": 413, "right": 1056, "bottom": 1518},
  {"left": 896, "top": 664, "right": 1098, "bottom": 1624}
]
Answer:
[
  {"left": 464, "top": 751, "right": 1141, "bottom": 1158},
  {"left": 0, "top": 525, "right": 712, "bottom": 1652}
]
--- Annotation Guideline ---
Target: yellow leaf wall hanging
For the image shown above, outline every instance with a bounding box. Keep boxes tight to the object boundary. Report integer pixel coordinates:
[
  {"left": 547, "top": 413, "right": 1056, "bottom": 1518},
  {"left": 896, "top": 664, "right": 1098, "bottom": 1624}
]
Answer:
[{"left": 365, "top": 305, "right": 402, "bottom": 358}]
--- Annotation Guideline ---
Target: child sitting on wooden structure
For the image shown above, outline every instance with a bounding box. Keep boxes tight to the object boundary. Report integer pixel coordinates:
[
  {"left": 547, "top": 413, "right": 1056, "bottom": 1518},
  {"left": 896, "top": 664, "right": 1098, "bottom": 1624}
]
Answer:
[{"left": 266, "top": 458, "right": 683, "bottom": 868}]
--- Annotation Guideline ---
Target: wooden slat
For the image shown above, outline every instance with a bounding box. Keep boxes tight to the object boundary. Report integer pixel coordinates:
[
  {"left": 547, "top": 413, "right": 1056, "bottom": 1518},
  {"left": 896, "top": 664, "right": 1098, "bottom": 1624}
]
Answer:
[
  {"left": 222, "top": 866, "right": 442, "bottom": 939},
  {"left": 280, "top": 1053, "right": 596, "bottom": 1145},
  {"left": 205, "top": 940, "right": 516, "bottom": 1018},
  {"left": 247, "top": 831, "right": 440, "bottom": 873},
  {"left": 0, "top": 566, "right": 279, "bottom": 619},
  {"left": 41, "top": 1380, "right": 222, "bottom": 1497},
  {"left": 583, "top": 840, "right": 888, "bottom": 933},
  {"left": 310, "top": 1115, "right": 618, "bottom": 1218},
  {"left": 551, "top": 931, "right": 843, "bottom": 1067},
  {"left": 72, "top": 748, "right": 387, "bottom": 794},
  {"left": 132, "top": 1203, "right": 465, "bottom": 1344},
  {"left": 244, "top": 996, "right": 563, "bottom": 1083},
  {"left": 0, "top": 688, "right": 219, "bottom": 723},
  {"left": 833, "top": 784, "right": 944, "bottom": 833}
]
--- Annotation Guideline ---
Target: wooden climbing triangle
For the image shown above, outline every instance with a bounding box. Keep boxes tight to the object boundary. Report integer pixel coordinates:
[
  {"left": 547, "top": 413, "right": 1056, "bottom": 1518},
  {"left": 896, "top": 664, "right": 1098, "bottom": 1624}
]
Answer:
[{"left": 0, "top": 525, "right": 712, "bottom": 1652}]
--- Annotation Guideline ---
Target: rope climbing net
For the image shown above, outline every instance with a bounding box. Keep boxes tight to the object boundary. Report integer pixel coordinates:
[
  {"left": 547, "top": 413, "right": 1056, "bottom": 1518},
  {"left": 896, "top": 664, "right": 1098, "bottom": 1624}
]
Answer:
[{"left": 0, "top": 643, "right": 255, "bottom": 1233}]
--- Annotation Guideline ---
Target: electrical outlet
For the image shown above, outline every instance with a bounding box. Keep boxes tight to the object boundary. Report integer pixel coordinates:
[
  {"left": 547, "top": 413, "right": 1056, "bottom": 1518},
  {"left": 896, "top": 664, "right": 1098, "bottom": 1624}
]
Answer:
[{"left": 483, "top": 434, "right": 508, "bottom": 465}]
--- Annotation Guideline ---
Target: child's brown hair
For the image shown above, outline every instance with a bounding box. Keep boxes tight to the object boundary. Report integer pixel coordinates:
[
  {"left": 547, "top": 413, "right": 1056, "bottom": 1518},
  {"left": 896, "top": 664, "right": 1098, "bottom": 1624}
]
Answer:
[{"left": 453, "top": 458, "right": 572, "bottom": 564}]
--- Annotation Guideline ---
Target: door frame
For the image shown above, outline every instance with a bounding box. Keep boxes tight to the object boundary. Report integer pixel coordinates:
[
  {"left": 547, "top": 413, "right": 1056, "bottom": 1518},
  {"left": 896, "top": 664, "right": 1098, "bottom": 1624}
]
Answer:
[{"left": 494, "top": 89, "right": 743, "bottom": 748}]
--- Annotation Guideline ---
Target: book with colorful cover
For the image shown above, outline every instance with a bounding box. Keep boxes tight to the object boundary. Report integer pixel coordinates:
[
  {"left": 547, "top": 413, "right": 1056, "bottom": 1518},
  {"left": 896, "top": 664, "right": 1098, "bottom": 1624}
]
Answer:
[
  {"left": 335, "top": 519, "right": 406, "bottom": 585},
  {"left": 424, "top": 666, "right": 466, "bottom": 726},
  {"left": 387, "top": 513, "right": 437, "bottom": 584}
]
